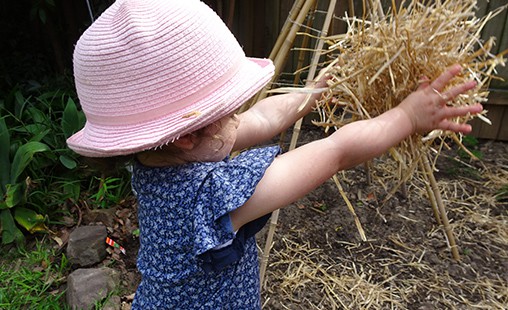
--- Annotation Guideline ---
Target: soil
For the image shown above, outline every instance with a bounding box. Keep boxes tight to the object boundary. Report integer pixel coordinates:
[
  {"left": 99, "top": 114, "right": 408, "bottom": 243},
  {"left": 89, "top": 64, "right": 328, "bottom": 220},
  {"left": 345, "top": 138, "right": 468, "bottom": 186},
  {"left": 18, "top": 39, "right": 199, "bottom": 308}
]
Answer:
[{"left": 78, "top": 124, "right": 507, "bottom": 309}]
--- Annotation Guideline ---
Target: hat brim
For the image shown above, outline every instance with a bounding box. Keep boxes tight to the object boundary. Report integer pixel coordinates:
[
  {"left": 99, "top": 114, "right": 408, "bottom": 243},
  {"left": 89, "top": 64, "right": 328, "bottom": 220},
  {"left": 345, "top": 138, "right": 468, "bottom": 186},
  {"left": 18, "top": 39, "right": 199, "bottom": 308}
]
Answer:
[{"left": 67, "top": 57, "right": 274, "bottom": 157}]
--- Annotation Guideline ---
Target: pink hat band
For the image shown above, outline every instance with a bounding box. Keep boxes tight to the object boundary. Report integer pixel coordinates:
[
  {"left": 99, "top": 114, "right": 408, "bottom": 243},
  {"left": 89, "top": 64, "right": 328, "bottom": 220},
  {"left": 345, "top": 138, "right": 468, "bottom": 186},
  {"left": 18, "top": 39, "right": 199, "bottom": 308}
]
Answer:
[{"left": 67, "top": 0, "right": 274, "bottom": 157}]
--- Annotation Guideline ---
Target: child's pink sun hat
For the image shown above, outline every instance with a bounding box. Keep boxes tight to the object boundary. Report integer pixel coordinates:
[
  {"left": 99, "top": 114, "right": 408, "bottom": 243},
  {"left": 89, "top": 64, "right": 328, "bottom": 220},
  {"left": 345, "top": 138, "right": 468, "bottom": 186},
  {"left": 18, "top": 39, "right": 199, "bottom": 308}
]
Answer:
[{"left": 67, "top": 0, "right": 274, "bottom": 157}]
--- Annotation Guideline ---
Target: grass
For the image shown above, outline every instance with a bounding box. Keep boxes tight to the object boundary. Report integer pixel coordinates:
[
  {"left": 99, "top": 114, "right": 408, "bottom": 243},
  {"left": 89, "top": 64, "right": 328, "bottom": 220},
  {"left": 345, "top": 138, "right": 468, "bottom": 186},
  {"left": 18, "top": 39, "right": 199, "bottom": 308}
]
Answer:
[{"left": 0, "top": 238, "right": 69, "bottom": 309}]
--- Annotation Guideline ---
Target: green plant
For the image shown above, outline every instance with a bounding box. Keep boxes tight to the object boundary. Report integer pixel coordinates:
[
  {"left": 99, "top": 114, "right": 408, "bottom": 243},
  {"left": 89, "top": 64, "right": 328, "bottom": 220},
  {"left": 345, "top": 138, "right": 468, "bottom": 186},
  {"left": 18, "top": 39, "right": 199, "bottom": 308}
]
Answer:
[
  {"left": 93, "top": 290, "right": 121, "bottom": 309},
  {"left": 60, "top": 95, "right": 85, "bottom": 161},
  {"left": 458, "top": 135, "right": 483, "bottom": 160},
  {"left": 442, "top": 158, "right": 481, "bottom": 180},
  {"left": 90, "top": 176, "right": 129, "bottom": 209},
  {"left": 0, "top": 115, "right": 50, "bottom": 245},
  {"left": 27, "top": 179, "right": 82, "bottom": 225},
  {"left": 1, "top": 82, "right": 134, "bottom": 245},
  {"left": 0, "top": 239, "right": 69, "bottom": 309},
  {"left": 0, "top": 86, "right": 85, "bottom": 246},
  {"left": 30, "top": 0, "right": 56, "bottom": 25}
]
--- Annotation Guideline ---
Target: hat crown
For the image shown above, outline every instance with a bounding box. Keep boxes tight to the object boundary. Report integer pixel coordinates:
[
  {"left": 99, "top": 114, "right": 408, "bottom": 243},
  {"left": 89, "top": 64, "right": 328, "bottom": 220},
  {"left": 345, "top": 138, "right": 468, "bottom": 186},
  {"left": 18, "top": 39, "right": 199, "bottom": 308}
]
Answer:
[
  {"left": 73, "top": 0, "right": 244, "bottom": 124},
  {"left": 67, "top": 0, "right": 274, "bottom": 157}
]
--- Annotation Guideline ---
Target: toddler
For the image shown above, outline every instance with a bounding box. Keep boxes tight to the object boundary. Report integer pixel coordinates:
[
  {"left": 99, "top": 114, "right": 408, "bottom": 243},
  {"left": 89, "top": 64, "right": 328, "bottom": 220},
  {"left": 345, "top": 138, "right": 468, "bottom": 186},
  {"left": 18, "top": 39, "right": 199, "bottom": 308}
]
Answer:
[{"left": 67, "top": 0, "right": 482, "bottom": 308}]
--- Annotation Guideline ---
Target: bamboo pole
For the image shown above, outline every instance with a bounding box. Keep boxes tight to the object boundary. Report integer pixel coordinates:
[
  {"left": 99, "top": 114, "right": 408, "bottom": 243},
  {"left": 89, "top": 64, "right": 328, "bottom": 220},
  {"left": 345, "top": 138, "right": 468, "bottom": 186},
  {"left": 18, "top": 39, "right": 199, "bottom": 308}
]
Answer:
[
  {"left": 333, "top": 175, "right": 367, "bottom": 241},
  {"left": 259, "top": 0, "right": 316, "bottom": 286},
  {"left": 260, "top": 0, "right": 337, "bottom": 287},
  {"left": 418, "top": 158, "right": 442, "bottom": 225},
  {"left": 277, "top": 1, "right": 319, "bottom": 150},
  {"left": 272, "top": 0, "right": 319, "bottom": 81},
  {"left": 227, "top": 0, "right": 236, "bottom": 29},
  {"left": 258, "top": 0, "right": 312, "bottom": 285},
  {"left": 240, "top": 0, "right": 313, "bottom": 113},
  {"left": 348, "top": 0, "right": 355, "bottom": 16},
  {"left": 422, "top": 152, "right": 460, "bottom": 261},
  {"left": 249, "top": 0, "right": 318, "bottom": 109},
  {"left": 290, "top": 0, "right": 336, "bottom": 146},
  {"left": 269, "top": 0, "right": 307, "bottom": 61}
]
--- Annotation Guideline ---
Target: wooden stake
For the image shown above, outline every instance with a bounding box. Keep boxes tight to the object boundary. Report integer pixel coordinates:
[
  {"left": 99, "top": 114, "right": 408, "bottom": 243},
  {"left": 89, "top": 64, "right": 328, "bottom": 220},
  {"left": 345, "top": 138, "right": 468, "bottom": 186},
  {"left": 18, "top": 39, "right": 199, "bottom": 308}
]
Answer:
[
  {"left": 260, "top": 0, "right": 337, "bottom": 287},
  {"left": 250, "top": 0, "right": 318, "bottom": 109},
  {"left": 239, "top": 0, "right": 312, "bottom": 113},
  {"left": 269, "top": 0, "right": 307, "bottom": 61},
  {"left": 333, "top": 175, "right": 367, "bottom": 241},
  {"left": 227, "top": 0, "right": 236, "bottom": 29},
  {"left": 259, "top": 0, "right": 316, "bottom": 286},
  {"left": 277, "top": 1, "right": 319, "bottom": 151},
  {"left": 418, "top": 158, "right": 442, "bottom": 225},
  {"left": 422, "top": 153, "right": 461, "bottom": 261}
]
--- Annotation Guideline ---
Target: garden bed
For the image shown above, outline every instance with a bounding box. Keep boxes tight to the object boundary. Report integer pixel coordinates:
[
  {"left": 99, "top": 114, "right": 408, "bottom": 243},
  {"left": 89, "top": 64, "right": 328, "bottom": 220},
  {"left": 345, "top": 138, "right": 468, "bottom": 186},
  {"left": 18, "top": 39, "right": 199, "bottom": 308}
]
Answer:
[
  {"left": 258, "top": 126, "right": 508, "bottom": 309},
  {"left": 38, "top": 124, "right": 507, "bottom": 309}
]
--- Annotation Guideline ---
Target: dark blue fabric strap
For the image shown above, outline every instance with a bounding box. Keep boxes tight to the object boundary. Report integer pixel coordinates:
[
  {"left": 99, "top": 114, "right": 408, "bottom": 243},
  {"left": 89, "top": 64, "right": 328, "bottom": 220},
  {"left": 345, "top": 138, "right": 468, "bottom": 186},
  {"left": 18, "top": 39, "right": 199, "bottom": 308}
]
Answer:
[{"left": 198, "top": 213, "right": 271, "bottom": 273}]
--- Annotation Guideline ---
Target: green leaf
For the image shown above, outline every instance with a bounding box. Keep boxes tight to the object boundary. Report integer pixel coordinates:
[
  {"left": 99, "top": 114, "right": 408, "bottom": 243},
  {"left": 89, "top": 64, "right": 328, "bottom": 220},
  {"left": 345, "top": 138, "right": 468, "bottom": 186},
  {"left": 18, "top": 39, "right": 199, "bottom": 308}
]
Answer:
[
  {"left": 28, "top": 106, "right": 47, "bottom": 123},
  {"left": 26, "top": 107, "right": 51, "bottom": 138},
  {"left": 0, "top": 209, "right": 15, "bottom": 244},
  {"left": 4, "top": 183, "right": 25, "bottom": 209},
  {"left": 28, "top": 128, "right": 51, "bottom": 143},
  {"left": 462, "top": 135, "right": 479, "bottom": 147},
  {"left": 62, "top": 98, "right": 85, "bottom": 139},
  {"left": 62, "top": 181, "right": 81, "bottom": 201},
  {"left": 1, "top": 209, "right": 25, "bottom": 245},
  {"left": 14, "top": 91, "right": 27, "bottom": 118},
  {"left": 10, "top": 141, "right": 49, "bottom": 184},
  {"left": 38, "top": 9, "right": 47, "bottom": 24},
  {"left": 14, "top": 207, "right": 48, "bottom": 234},
  {"left": 59, "top": 155, "right": 77, "bottom": 169},
  {"left": 0, "top": 117, "right": 10, "bottom": 193}
]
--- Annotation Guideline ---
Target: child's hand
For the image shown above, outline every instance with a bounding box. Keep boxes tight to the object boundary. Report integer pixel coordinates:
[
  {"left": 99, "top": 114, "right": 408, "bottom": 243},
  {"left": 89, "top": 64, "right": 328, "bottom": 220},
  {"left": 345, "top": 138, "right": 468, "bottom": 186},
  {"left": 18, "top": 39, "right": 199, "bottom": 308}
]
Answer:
[
  {"left": 313, "top": 67, "right": 332, "bottom": 89},
  {"left": 398, "top": 64, "right": 483, "bottom": 135}
]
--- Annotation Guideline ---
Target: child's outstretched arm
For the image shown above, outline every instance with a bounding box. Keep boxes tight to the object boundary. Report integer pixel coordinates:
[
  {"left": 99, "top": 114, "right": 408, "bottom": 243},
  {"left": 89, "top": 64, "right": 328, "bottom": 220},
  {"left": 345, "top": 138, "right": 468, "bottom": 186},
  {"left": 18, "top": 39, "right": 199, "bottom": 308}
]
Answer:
[
  {"left": 230, "top": 64, "right": 482, "bottom": 231},
  {"left": 234, "top": 78, "right": 328, "bottom": 151}
]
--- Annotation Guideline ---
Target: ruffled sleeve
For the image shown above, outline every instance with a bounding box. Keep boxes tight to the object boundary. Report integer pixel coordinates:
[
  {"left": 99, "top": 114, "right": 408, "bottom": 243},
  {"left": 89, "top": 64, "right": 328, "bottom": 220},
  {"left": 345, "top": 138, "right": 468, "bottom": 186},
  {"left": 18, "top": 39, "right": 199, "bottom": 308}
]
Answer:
[{"left": 193, "top": 146, "right": 280, "bottom": 272}]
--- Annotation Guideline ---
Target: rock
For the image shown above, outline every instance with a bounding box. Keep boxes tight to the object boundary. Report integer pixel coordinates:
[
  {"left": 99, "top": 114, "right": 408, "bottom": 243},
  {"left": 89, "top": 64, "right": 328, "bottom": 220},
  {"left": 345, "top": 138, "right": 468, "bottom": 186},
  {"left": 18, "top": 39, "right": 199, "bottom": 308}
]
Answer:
[
  {"left": 103, "top": 295, "right": 122, "bottom": 310},
  {"left": 66, "top": 267, "right": 120, "bottom": 310},
  {"left": 82, "top": 207, "right": 118, "bottom": 227},
  {"left": 67, "top": 225, "right": 108, "bottom": 267}
]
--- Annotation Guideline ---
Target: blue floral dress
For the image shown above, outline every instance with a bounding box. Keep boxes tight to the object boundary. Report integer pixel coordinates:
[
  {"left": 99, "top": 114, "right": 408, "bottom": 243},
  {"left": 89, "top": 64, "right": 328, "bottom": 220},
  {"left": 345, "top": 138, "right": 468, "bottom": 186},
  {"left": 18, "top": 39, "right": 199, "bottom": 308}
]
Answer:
[{"left": 131, "top": 146, "right": 280, "bottom": 309}]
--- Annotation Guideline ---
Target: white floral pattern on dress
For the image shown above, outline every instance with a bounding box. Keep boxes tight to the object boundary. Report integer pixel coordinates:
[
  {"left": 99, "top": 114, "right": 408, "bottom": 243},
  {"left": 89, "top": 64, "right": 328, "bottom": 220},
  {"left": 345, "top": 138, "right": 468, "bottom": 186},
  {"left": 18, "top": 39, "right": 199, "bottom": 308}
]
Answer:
[{"left": 131, "top": 146, "right": 280, "bottom": 309}]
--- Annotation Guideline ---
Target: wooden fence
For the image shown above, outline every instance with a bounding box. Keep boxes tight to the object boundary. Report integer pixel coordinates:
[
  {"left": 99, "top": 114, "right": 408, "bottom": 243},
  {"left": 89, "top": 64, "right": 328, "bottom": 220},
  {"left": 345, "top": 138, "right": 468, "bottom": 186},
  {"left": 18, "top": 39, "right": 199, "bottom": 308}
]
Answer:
[
  {"left": 208, "top": 0, "right": 508, "bottom": 141},
  {"left": 469, "top": 1, "right": 508, "bottom": 141}
]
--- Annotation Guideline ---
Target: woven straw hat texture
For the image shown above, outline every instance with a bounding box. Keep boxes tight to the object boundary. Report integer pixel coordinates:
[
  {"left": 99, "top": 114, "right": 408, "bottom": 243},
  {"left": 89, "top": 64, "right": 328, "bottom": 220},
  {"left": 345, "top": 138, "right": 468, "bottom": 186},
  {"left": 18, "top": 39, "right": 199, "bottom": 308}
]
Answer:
[{"left": 67, "top": 0, "right": 274, "bottom": 157}]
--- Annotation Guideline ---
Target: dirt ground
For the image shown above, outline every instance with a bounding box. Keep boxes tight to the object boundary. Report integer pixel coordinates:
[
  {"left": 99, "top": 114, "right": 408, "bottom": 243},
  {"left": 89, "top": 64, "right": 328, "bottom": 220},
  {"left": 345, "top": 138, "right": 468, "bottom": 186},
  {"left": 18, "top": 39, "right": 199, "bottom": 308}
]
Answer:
[{"left": 94, "top": 124, "right": 507, "bottom": 310}]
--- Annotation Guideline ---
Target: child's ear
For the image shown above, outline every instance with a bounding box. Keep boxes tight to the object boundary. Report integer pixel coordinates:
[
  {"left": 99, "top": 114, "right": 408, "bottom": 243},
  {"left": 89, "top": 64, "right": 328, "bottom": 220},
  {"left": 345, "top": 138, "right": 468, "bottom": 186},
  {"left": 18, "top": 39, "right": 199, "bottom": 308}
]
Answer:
[{"left": 173, "top": 135, "right": 196, "bottom": 150}]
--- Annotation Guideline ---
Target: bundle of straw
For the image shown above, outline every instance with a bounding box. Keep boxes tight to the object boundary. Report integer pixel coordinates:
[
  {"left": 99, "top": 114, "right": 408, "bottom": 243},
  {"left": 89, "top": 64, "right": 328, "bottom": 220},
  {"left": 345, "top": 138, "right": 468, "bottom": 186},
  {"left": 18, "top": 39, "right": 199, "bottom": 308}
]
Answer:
[
  {"left": 316, "top": 0, "right": 506, "bottom": 156},
  {"left": 311, "top": 0, "right": 507, "bottom": 260}
]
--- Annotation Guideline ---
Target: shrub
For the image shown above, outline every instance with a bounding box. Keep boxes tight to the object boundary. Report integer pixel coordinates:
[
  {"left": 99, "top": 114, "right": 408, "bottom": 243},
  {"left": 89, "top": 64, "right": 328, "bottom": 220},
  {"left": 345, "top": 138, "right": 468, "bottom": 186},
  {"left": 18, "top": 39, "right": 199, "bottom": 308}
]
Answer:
[{"left": 0, "top": 84, "right": 84, "bottom": 246}]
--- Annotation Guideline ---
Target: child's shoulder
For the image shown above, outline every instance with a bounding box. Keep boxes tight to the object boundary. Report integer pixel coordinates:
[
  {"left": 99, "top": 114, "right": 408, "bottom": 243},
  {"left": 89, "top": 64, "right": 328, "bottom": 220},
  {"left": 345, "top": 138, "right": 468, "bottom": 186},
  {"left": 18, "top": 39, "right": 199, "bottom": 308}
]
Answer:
[{"left": 232, "top": 145, "right": 280, "bottom": 164}]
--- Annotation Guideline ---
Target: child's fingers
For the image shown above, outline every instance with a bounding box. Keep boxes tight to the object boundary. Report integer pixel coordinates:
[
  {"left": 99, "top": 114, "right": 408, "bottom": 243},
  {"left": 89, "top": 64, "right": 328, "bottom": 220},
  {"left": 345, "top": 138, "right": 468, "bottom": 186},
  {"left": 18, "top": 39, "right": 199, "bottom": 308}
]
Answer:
[
  {"left": 441, "top": 80, "right": 477, "bottom": 102},
  {"left": 440, "top": 120, "right": 472, "bottom": 133},
  {"left": 430, "top": 64, "right": 462, "bottom": 92},
  {"left": 442, "top": 103, "right": 483, "bottom": 119},
  {"left": 426, "top": 102, "right": 482, "bottom": 134},
  {"left": 436, "top": 103, "right": 482, "bottom": 133}
]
